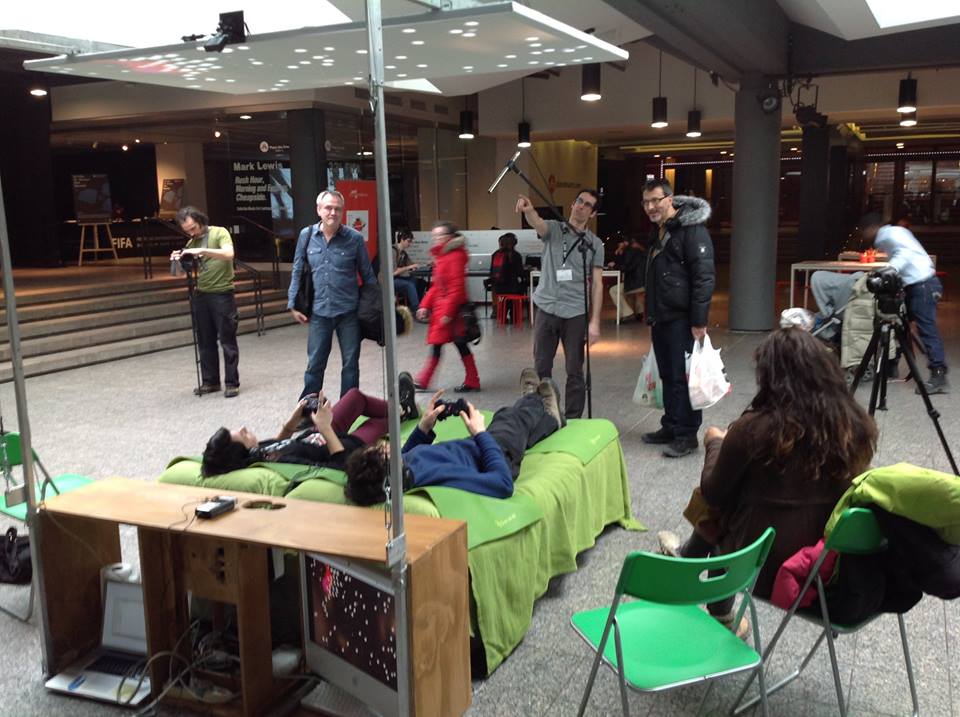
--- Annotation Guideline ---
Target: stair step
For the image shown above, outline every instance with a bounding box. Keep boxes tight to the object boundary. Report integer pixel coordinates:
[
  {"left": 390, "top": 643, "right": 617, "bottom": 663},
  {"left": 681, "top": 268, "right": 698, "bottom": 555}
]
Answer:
[
  {"left": 0, "top": 300, "right": 291, "bottom": 361},
  {"left": 0, "top": 312, "right": 298, "bottom": 382}
]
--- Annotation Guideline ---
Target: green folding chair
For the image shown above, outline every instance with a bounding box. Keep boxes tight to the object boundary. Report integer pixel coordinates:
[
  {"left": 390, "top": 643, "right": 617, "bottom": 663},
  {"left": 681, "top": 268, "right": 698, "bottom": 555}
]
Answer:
[
  {"left": 731, "top": 507, "right": 919, "bottom": 716},
  {"left": 571, "top": 527, "right": 776, "bottom": 717},
  {"left": 0, "top": 432, "right": 93, "bottom": 621}
]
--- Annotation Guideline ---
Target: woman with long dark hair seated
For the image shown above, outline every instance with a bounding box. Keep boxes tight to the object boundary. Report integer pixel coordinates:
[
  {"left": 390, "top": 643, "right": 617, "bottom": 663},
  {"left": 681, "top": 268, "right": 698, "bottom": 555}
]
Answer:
[
  {"left": 658, "top": 328, "right": 878, "bottom": 633},
  {"left": 201, "top": 375, "right": 418, "bottom": 477}
]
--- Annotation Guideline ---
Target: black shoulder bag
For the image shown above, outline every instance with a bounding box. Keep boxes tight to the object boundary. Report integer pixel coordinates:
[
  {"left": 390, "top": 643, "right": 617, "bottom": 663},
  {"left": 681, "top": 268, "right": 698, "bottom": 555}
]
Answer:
[
  {"left": 0, "top": 527, "right": 31, "bottom": 585},
  {"left": 292, "top": 260, "right": 314, "bottom": 318}
]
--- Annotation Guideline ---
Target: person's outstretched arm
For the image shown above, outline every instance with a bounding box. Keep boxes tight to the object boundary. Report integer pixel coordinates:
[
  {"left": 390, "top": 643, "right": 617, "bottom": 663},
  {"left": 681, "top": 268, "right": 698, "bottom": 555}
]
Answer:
[
  {"left": 312, "top": 397, "right": 345, "bottom": 455},
  {"left": 402, "top": 390, "right": 444, "bottom": 452},
  {"left": 461, "top": 404, "right": 513, "bottom": 497}
]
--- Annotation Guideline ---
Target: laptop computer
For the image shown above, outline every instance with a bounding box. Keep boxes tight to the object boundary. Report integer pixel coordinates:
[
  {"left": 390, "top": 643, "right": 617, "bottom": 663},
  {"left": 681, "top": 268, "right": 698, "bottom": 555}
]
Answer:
[{"left": 45, "top": 579, "right": 151, "bottom": 706}]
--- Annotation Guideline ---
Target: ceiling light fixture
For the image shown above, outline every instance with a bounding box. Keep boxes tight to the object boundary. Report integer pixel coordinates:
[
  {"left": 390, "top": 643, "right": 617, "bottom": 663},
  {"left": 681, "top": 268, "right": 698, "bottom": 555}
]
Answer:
[
  {"left": 899, "top": 110, "right": 917, "bottom": 127},
  {"left": 214, "top": 129, "right": 222, "bottom": 138},
  {"left": 580, "top": 63, "right": 601, "bottom": 102},
  {"left": 651, "top": 51, "right": 668, "bottom": 128},
  {"left": 239, "top": 114, "right": 252, "bottom": 120},
  {"left": 122, "top": 144, "right": 129, "bottom": 151},
  {"left": 686, "top": 69, "right": 701, "bottom": 138},
  {"left": 459, "top": 110, "right": 475, "bottom": 139},
  {"left": 897, "top": 73, "right": 917, "bottom": 113},
  {"left": 29, "top": 87, "right": 48, "bottom": 97},
  {"left": 517, "top": 78, "right": 531, "bottom": 148}
]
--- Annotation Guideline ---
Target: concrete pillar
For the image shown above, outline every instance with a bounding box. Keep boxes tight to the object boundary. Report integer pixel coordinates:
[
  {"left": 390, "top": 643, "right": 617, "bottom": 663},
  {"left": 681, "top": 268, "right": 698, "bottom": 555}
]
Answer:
[
  {"left": 729, "top": 76, "right": 782, "bottom": 331},
  {"left": 287, "top": 108, "right": 327, "bottom": 235},
  {"left": 797, "top": 126, "right": 830, "bottom": 260}
]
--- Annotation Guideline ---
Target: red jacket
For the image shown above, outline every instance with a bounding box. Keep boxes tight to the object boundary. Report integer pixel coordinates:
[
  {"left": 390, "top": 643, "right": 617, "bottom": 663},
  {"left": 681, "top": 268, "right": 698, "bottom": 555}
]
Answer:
[{"left": 420, "top": 237, "right": 468, "bottom": 345}]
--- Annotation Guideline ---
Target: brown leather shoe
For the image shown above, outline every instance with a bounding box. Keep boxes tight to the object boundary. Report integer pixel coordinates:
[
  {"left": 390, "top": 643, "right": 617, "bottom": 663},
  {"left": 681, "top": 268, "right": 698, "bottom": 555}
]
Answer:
[
  {"left": 193, "top": 384, "right": 221, "bottom": 396},
  {"left": 537, "top": 379, "right": 566, "bottom": 428},
  {"left": 224, "top": 386, "right": 240, "bottom": 398},
  {"left": 519, "top": 367, "right": 540, "bottom": 397}
]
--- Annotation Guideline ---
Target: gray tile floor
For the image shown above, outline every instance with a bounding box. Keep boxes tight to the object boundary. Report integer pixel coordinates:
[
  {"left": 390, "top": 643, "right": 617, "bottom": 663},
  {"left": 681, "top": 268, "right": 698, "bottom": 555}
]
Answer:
[{"left": 0, "top": 288, "right": 957, "bottom": 716}]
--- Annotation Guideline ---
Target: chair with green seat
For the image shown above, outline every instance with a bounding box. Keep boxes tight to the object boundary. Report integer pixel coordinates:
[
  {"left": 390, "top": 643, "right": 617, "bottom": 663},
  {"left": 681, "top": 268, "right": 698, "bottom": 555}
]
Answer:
[
  {"left": 731, "top": 507, "right": 919, "bottom": 717},
  {"left": 0, "top": 432, "right": 94, "bottom": 621},
  {"left": 571, "top": 527, "right": 776, "bottom": 717}
]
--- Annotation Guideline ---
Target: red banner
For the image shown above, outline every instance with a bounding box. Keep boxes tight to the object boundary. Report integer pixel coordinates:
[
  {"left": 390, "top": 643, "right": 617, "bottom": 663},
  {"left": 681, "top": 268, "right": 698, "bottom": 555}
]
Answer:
[{"left": 337, "top": 180, "right": 378, "bottom": 262}]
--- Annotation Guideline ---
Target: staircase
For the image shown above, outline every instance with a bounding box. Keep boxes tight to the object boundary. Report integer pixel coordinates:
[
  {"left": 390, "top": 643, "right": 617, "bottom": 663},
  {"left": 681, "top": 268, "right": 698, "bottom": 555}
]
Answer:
[{"left": 0, "top": 272, "right": 296, "bottom": 382}]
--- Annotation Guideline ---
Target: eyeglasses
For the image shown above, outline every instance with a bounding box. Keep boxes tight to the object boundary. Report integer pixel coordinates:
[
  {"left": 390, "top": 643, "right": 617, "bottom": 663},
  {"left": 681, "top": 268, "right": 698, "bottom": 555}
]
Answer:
[
  {"left": 574, "top": 196, "right": 596, "bottom": 210},
  {"left": 642, "top": 195, "right": 669, "bottom": 208}
]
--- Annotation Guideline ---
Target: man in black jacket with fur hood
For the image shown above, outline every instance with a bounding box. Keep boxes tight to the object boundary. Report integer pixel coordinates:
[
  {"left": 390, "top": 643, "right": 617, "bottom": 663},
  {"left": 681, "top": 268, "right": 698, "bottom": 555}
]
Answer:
[{"left": 640, "top": 180, "right": 715, "bottom": 458}]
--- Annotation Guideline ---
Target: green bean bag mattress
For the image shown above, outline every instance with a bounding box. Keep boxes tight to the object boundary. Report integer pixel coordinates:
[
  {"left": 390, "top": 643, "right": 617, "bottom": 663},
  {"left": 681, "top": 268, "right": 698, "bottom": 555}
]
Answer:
[{"left": 159, "top": 416, "right": 640, "bottom": 674}]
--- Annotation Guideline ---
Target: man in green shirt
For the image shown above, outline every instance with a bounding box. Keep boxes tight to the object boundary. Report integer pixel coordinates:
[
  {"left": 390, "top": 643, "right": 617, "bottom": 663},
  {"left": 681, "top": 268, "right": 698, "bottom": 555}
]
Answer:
[{"left": 171, "top": 207, "right": 240, "bottom": 397}]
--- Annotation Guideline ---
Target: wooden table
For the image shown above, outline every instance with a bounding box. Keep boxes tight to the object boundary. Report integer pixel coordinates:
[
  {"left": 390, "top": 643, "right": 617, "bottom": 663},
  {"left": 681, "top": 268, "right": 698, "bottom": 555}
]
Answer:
[
  {"left": 37, "top": 478, "right": 469, "bottom": 717},
  {"left": 789, "top": 260, "right": 887, "bottom": 309}
]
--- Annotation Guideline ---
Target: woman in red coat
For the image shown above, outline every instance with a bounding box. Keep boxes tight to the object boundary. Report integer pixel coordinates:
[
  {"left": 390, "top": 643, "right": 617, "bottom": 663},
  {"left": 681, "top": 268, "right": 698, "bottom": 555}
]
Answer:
[{"left": 414, "top": 222, "right": 480, "bottom": 392}]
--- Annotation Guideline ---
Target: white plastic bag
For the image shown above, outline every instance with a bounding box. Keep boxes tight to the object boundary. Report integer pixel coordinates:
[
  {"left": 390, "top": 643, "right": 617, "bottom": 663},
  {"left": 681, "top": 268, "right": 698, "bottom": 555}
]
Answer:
[
  {"left": 633, "top": 348, "right": 663, "bottom": 409},
  {"left": 686, "top": 334, "right": 731, "bottom": 410}
]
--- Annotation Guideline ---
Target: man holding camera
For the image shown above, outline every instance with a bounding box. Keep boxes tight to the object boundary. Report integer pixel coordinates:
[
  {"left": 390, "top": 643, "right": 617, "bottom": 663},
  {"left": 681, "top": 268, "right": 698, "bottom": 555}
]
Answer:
[
  {"left": 171, "top": 207, "right": 240, "bottom": 398},
  {"left": 860, "top": 213, "right": 949, "bottom": 394}
]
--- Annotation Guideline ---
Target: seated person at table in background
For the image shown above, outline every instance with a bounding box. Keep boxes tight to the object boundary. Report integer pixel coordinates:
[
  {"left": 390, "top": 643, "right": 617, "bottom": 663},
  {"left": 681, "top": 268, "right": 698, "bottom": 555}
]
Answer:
[
  {"left": 657, "top": 328, "right": 877, "bottom": 635},
  {"left": 201, "top": 374, "right": 420, "bottom": 476},
  {"left": 344, "top": 369, "right": 564, "bottom": 505},
  {"left": 487, "top": 232, "right": 526, "bottom": 322},
  {"left": 392, "top": 230, "right": 424, "bottom": 312},
  {"left": 606, "top": 234, "right": 646, "bottom": 321}
]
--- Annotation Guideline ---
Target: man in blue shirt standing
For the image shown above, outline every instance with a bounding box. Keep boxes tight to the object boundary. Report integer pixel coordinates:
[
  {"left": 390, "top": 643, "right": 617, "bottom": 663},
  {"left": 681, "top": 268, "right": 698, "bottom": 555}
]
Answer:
[
  {"left": 288, "top": 190, "right": 378, "bottom": 398},
  {"left": 861, "top": 213, "right": 949, "bottom": 394}
]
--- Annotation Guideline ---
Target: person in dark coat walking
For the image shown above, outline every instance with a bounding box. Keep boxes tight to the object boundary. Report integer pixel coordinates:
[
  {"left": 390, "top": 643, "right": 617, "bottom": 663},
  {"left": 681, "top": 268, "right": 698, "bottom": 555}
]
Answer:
[
  {"left": 414, "top": 222, "right": 480, "bottom": 392},
  {"left": 641, "top": 179, "right": 716, "bottom": 458}
]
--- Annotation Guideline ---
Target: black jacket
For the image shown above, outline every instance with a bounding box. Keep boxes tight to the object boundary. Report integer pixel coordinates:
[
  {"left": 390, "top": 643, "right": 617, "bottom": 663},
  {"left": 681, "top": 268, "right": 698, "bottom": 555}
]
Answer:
[{"left": 645, "top": 196, "right": 715, "bottom": 326}]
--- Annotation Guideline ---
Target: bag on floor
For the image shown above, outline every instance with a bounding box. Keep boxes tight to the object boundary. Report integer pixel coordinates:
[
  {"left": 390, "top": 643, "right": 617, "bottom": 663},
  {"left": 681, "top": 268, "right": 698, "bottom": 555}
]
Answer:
[
  {"left": 633, "top": 348, "right": 663, "bottom": 409},
  {"left": 458, "top": 303, "right": 482, "bottom": 345},
  {"left": 0, "top": 527, "right": 31, "bottom": 585},
  {"left": 686, "top": 334, "right": 731, "bottom": 410}
]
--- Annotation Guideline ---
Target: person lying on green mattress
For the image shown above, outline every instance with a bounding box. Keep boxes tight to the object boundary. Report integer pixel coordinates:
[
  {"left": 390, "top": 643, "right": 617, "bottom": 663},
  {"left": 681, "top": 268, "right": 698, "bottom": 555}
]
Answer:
[
  {"left": 201, "top": 373, "right": 419, "bottom": 477},
  {"left": 344, "top": 368, "right": 564, "bottom": 506}
]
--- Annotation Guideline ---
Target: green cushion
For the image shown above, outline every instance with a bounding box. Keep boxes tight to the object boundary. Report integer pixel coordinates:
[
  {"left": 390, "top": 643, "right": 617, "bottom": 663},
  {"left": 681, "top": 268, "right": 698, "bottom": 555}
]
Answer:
[
  {"left": 571, "top": 600, "right": 760, "bottom": 690},
  {"left": 286, "top": 477, "right": 439, "bottom": 517},
  {"left": 0, "top": 474, "right": 95, "bottom": 520},
  {"left": 159, "top": 457, "right": 289, "bottom": 496}
]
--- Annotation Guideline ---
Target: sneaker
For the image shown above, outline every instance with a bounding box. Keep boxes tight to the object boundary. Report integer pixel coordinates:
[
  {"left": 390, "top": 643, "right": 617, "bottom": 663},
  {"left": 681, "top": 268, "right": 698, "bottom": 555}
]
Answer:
[
  {"left": 193, "top": 383, "right": 221, "bottom": 396},
  {"left": 455, "top": 383, "right": 481, "bottom": 393},
  {"left": 519, "top": 367, "right": 540, "bottom": 397},
  {"left": 663, "top": 435, "right": 698, "bottom": 458},
  {"left": 413, "top": 381, "right": 432, "bottom": 392},
  {"left": 224, "top": 386, "right": 240, "bottom": 398},
  {"left": 398, "top": 372, "right": 419, "bottom": 421},
  {"left": 656, "top": 530, "right": 681, "bottom": 558},
  {"left": 641, "top": 427, "right": 674, "bottom": 445},
  {"left": 537, "top": 378, "right": 566, "bottom": 428},
  {"left": 917, "top": 366, "right": 950, "bottom": 395},
  {"left": 716, "top": 611, "right": 751, "bottom": 641}
]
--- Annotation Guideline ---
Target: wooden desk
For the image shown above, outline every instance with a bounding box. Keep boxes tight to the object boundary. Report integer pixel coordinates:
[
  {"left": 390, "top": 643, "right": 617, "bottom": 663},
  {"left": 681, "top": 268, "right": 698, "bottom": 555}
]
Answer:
[
  {"left": 38, "top": 478, "right": 470, "bottom": 717},
  {"left": 789, "top": 260, "right": 887, "bottom": 309}
]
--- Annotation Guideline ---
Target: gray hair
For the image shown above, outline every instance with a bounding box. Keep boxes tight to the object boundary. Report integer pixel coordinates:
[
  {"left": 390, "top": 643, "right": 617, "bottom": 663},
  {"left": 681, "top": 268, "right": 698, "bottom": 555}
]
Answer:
[{"left": 316, "top": 190, "right": 345, "bottom": 205}]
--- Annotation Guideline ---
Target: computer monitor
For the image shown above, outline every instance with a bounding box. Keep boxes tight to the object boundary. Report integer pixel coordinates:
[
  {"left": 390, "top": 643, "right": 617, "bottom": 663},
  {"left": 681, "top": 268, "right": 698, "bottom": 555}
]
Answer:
[{"left": 300, "top": 552, "right": 399, "bottom": 717}]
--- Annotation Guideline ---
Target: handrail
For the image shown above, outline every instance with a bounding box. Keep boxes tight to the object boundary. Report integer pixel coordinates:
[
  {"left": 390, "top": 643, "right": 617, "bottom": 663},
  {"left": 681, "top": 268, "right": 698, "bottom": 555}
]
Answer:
[
  {"left": 136, "top": 216, "right": 266, "bottom": 336},
  {"left": 229, "top": 215, "right": 288, "bottom": 288}
]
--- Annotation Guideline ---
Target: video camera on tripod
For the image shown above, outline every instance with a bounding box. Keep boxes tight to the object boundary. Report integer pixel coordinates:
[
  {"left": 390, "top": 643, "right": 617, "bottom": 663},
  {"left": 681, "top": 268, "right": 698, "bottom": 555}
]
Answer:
[
  {"left": 864, "top": 266, "right": 905, "bottom": 315},
  {"left": 170, "top": 250, "right": 197, "bottom": 276}
]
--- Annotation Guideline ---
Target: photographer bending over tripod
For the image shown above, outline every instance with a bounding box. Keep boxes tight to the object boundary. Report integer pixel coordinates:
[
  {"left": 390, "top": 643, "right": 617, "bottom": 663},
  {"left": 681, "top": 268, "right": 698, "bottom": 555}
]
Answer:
[
  {"left": 345, "top": 369, "right": 564, "bottom": 505},
  {"left": 171, "top": 207, "right": 240, "bottom": 398},
  {"left": 861, "top": 213, "right": 949, "bottom": 394},
  {"left": 202, "top": 374, "right": 420, "bottom": 476}
]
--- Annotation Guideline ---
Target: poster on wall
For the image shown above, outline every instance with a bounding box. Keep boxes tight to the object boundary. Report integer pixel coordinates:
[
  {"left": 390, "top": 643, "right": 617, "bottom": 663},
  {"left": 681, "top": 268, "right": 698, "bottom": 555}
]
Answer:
[
  {"left": 337, "top": 180, "right": 378, "bottom": 262},
  {"left": 71, "top": 174, "right": 113, "bottom": 223},
  {"left": 268, "top": 165, "right": 295, "bottom": 238},
  {"left": 159, "top": 178, "right": 184, "bottom": 218}
]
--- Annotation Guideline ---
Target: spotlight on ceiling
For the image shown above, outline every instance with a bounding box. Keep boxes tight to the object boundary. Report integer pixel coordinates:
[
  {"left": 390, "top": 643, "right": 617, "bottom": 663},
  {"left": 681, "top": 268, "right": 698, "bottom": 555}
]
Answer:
[
  {"left": 757, "top": 86, "right": 781, "bottom": 114},
  {"left": 651, "top": 96, "right": 668, "bottom": 129},
  {"left": 580, "top": 64, "right": 601, "bottom": 102},
  {"left": 897, "top": 74, "right": 917, "bottom": 114},
  {"left": 239, "top": 114, "right": 252, "bottom": 120},
  {"left": 899, "top": 110, "right": 917, "bottom": 127},
  {"left": 517, "top": 121, "right": 531, "bottom": 149},
  {"left": 458, "top": 110, "right": 475, "bottom": 140},
  {"left": 214, "top": 129, "right": 222, "bottom": 138},
  {"left": 203, "top": 11, "right": 245, "bottom": 53},
  {"left": 795, "top": 104, "right": 827, "bottom": 128},
  {"left": 686, "top": 110, "right": 701, "bottom": 138},
  {"left": 29, "top": 87, "right": 48, "bottom": 97},
  {"left": 122, "top": 144, "right": 129, "bottom": 152}
]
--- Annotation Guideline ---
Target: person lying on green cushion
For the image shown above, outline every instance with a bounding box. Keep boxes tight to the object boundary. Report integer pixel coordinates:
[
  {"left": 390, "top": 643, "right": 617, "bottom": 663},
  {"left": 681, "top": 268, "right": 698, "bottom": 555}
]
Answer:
[{"left": 344, "top": 368, "right": 564, "bottom": 506}]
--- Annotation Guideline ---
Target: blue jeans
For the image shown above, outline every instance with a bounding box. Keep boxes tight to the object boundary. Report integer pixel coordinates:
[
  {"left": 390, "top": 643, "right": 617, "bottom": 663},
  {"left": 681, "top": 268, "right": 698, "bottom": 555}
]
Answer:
[
  {"left": 394, "top": 277, "right": 420, "bottom": 312},
  {"left": 303, "top": 312, "right": 361, "bottom": 398},
  {"left": 652, "top": 317, "right": 701, "bottom": 438},
  {"left": 905, "top": 276, "right": 946, "bottom": 369}
]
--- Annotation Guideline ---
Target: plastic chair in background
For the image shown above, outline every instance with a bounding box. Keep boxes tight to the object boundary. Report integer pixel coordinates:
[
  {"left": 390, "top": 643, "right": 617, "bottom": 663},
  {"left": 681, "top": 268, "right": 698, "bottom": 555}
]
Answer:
[
  {"left": 731, "top": 507, "right": 919, "bottom": 717},
  {"left": 571, "top": 527, "right": 776, "bottom": 717},
  {"left": 496, "top": 294, "right": 526, "bottom": 327}
]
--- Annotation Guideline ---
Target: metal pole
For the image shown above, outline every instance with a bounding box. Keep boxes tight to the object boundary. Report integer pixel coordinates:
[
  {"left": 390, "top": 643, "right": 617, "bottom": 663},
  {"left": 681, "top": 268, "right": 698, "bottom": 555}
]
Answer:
[
  {"left": 364, "top": 2, "right": 411, "bottom": 715},
  {"left": 0, "top": 173, "right": 52, "bottom": 666}
]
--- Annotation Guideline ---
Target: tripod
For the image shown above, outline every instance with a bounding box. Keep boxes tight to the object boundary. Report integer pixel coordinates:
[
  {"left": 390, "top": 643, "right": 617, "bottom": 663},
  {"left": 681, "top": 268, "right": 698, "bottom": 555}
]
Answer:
[
  {"left": 173, "top": 257, "right": 204, "bottom": 397},
  {"left": 850, "top": 297, "right": 958, "bottom": 474},
  {"left": 488, "top": 154, "right": 597, "bottom": 417}
]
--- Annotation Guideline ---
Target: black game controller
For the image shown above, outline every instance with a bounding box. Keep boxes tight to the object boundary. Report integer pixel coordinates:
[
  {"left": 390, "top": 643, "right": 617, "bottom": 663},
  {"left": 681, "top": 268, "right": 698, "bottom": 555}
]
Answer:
[{"left": 436, "top": 398, "right": 470, "bottom": 421}]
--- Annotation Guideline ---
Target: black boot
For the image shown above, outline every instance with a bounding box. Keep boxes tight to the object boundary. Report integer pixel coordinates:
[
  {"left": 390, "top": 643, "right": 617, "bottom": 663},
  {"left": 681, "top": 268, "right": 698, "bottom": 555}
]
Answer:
[{"left": 917, "top": 366, "right": 950, "bottom": 395}]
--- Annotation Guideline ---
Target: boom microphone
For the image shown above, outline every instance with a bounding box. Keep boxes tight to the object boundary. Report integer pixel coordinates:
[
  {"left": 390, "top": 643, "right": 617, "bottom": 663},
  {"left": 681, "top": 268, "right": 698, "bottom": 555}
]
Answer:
[{"left": 487, "top": 151, "right": 522, "bottom": 194}]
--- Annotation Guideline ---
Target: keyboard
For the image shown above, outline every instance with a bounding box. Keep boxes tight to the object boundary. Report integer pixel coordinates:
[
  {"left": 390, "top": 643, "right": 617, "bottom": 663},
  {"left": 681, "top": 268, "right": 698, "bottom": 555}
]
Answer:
[{"left": 86, "top": 653, "right": 143, "bottom": 677}]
